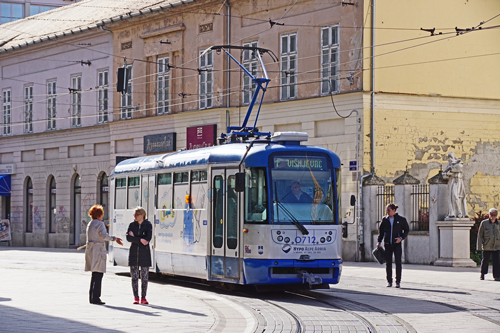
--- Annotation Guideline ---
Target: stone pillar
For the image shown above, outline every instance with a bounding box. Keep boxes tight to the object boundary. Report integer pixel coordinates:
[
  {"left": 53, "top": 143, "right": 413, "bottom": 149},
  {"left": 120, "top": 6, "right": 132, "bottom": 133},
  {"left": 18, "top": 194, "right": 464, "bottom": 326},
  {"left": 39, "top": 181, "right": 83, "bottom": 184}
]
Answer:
[
  {"left": 393, "top": 171, "right": 420, "bottom": 264},
  {"left": 434, "top": 218, "right": 477, "bottom": 267},
  {"left": 428, "top": 170, "right": 448, "bottom": 263},
  {"left": 361, "top": 174, "right": 385, "bottom": 261}
]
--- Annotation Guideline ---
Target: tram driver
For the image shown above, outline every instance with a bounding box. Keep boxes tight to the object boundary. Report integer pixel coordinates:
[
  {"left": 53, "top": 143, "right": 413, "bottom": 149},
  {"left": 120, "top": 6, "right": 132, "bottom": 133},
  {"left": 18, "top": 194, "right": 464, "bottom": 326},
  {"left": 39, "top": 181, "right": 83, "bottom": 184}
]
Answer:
[{"left": 283, "top": 182, "right": 313, "bottom": 204}]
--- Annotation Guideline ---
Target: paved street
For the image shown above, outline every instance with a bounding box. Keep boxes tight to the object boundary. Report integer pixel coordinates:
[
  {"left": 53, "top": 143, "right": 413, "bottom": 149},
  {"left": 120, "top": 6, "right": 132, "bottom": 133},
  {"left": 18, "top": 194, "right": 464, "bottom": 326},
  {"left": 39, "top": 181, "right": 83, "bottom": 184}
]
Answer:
[{"left": 1, "top": 247, "right": 499, "bottom": 332}]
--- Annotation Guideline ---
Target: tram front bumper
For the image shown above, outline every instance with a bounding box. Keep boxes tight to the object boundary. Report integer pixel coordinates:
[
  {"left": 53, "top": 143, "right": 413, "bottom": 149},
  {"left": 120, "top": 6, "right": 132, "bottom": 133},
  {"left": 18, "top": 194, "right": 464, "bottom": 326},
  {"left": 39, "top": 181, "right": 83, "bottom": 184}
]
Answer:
[{"left": 242, "top": 258, "right": 342, "bottom": 285}]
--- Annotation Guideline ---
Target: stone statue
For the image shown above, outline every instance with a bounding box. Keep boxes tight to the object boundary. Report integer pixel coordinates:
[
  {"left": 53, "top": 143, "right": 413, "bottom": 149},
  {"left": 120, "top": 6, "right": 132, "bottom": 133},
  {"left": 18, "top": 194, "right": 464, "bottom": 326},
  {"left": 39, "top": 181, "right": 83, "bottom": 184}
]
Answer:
[{"left": 442, "top": 152, "right": 468, "bottom": 218}]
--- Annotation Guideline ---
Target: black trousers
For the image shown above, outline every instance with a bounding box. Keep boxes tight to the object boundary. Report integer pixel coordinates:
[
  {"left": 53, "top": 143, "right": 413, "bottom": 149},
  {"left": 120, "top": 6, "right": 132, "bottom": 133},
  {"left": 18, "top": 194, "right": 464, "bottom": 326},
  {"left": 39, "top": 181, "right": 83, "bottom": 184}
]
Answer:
[
  {"left": 481, "top": 250, "right": 500, "bottom": 279},
  {"left": 89, "top": 272, "right": 104, "bottom": 304},
  {"left": 384, "top": 243, "right": 402, "bottom": 283}
]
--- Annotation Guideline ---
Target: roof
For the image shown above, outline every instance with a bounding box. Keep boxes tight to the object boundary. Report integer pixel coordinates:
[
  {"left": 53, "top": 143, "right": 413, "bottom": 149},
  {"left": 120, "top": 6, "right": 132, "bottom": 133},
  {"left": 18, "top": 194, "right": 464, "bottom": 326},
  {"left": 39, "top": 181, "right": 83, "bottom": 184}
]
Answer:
[
  {"left": 111, "top": 142, "right": 342, "bottom": 176},
  {"left": 0, "top": 0, "right": 196, "bottom": 53}
]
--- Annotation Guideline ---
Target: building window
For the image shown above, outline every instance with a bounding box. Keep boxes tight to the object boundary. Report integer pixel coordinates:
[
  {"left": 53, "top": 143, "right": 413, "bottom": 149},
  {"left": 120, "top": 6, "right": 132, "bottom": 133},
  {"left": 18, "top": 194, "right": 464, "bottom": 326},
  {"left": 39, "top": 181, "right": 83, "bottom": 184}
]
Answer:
[
  {"left": 71, "top": 174, "right": 81, "bottom": 245},
  {"left": 25, "top": 177, "right": 33, "bottom": 233},
  {"left": 24, "top": 85, "right": 33, "bottom": 133},
  {"left": 2, "top": 89, "right": 11, "bottom": 135},
  {"left": 30, "top": 5, "right": 55, "bottom": 16},
  {"left": 0, "top": 3, "right": 23, "bottom": 24},
  {"left": 321, "top": 25, "right": 339, "bottom": 94},
  {"left": 120, "top": 64, "right": 133, "bottom": 119},
  {"left": 71, "top": 75, "right": 81, "bottom": 127},
  {"left": 157, "top": 57, "right": 170, "bottom": 115},
  {"left": 280, "top": 33, "right": 297, "bottom": 101},
  {"left": 47, "top": 80, "right": 56, "bottom": 130},
  {"left": 48, "top": 176, "right": 56, "bottom": 233},
  {"left": 99, "top": 173, "right": 109, "bottom": 224},
  {"left": 97, "top": 70, "right": 109, "bottom": 123},
  {"left": 199, "top": 49, "right": 213, "bottom": 109},
  {"left": 242, "top": 41, "right": 258, "bottom": 105}
]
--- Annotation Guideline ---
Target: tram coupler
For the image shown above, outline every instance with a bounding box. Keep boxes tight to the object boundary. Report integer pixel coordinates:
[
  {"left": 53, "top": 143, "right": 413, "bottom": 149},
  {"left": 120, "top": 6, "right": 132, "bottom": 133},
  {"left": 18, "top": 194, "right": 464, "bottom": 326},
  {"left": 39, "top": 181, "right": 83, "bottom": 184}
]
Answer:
[{"left": 299, "top": 271, "right": 323, "bottom": 287}]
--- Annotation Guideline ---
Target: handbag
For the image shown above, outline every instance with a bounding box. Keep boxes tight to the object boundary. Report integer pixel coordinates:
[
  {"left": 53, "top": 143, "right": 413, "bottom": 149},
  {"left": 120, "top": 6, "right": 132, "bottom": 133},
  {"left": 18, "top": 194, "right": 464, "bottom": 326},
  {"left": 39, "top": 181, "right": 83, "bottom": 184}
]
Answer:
[{"left": 372, "top": 246, "right": 386, "bottom": 264}]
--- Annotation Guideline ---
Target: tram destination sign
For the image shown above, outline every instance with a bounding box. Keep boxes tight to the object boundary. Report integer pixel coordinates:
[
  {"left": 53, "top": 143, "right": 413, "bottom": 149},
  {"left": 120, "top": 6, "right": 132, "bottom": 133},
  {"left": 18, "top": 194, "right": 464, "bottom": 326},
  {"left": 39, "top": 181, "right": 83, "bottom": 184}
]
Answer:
[
  {"left": 273, "top": 156, "right": 327, "bottom": 171},
  {"left": 144, "top": 132, "right": 176, "bottom": 154}
]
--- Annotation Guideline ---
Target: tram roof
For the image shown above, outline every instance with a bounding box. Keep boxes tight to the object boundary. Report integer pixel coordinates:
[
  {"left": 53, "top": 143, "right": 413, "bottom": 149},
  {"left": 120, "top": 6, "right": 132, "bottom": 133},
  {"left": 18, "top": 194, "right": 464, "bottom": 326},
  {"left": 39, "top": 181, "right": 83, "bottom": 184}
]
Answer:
[{"left": 111, "top": 142, "right": 340, "bottom": 176}]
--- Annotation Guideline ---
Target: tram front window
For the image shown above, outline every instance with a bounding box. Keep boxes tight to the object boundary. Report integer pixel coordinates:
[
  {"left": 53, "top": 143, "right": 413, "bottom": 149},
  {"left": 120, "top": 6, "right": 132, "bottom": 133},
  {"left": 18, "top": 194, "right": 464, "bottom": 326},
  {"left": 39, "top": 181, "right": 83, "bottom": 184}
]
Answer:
[
  {"left": 271, "top": 154, "right": 336, "bottom": 225},
  {"left": 244, "top": 168, "right": 268, "bottom": 224}
]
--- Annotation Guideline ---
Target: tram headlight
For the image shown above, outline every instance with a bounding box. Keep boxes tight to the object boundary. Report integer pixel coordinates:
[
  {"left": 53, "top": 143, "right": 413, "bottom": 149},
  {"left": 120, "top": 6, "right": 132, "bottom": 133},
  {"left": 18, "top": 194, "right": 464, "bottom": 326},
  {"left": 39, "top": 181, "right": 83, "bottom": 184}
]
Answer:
[
  {"left": 277, "top": 236, "right": 283, "bottom": 242},
  {"left": 327, "top": 236, "right": 332, "bottom": 242},
  {"left": 320, "top": 237, "right": 325, "bottom": 243},
  {"left": 284, "top": 237, "right": 290, "bottom": 243},
  {"left": 328, "top": 231, "right": 332, "bottom": 235},
  {"left": 277, "top": 230, "right": 281, "bottom": 235}
]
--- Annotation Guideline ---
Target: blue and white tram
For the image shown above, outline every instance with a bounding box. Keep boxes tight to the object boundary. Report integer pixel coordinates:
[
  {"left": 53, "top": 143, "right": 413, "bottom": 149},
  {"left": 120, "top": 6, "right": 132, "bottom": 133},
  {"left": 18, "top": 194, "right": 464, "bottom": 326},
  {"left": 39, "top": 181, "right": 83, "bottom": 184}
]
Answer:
[{"left": 109, "top": 132, "right": 342, "bottom": 289}]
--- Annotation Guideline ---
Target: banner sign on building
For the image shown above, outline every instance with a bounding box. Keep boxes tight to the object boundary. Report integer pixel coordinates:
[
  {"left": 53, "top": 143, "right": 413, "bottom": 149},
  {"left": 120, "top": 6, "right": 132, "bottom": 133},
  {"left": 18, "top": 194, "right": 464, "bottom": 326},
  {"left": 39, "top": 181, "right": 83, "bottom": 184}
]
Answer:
[
  {"left": 0, "top": 164, "right": 15, "bottom": 174},
  {"left": 186, "top": 125, "right": 217, "bottom": 150},
  {"left": 144, "top": 133, "right": 176, "bottom": 154},
  {"left": 0, "top": 219, "right": 11, "bottom": 241}
]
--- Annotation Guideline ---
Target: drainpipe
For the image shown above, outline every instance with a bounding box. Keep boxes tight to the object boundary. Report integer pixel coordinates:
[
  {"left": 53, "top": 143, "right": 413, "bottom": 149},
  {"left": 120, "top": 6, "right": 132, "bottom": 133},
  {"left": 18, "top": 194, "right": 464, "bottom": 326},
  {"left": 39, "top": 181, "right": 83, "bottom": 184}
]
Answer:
[
  {"left": 226, "top": 1, "right": 231, "bottom": 108},
  {"left": 370, "top": 0, "right": 376, "bottom": 174}
]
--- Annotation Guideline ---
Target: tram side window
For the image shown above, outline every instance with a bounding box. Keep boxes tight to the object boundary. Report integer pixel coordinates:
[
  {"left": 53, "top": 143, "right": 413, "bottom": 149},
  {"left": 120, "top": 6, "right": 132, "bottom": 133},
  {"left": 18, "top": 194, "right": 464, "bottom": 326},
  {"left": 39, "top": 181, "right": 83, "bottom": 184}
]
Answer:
[
  {"left": 174, "top": 172, "right": 189, "bottom": 184},
  {"left": 245, "top": 168, "right": 268, "bottom": 224},
  {"left": 227, "top": 175, "right": 238, "bottom": 249},
  {"left": 115, "top": 178, "right": 127, "bottom": 209},
  {"left": 191, "top": 170, "right": 208, "bottom": 183},
  {"left": 213, "top": 175, "right": 224, "bottom": 248},
  {"left": 128, "top": 176, "right": 140, "bottom": 208},
  {"left": 157, "top": 173, "right": 172, "bottom": 213}
]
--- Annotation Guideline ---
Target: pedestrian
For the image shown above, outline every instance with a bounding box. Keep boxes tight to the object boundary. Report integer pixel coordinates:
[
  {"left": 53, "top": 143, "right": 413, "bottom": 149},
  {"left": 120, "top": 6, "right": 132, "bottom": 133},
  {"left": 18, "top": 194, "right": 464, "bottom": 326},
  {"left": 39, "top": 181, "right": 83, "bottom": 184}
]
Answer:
[
  {"left": 477, "top": 208, "right": 500, "bottom": 281},
  {"left": 127, "top": 207, "right": 153, "bottom": 304},
  {"left": 377, "top": 203, "right": 409, "bottom": 288},
  {"left": 84, "top": 204, "right": 123, "bottom": 305}
]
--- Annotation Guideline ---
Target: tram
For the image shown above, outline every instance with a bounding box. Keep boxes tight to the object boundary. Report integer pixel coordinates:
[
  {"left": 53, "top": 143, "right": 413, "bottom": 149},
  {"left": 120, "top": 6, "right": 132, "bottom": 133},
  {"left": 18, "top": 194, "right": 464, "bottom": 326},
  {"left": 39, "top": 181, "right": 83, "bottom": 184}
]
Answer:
[{"left": 108, "top": 46, "right": 343, "bottom": 289}]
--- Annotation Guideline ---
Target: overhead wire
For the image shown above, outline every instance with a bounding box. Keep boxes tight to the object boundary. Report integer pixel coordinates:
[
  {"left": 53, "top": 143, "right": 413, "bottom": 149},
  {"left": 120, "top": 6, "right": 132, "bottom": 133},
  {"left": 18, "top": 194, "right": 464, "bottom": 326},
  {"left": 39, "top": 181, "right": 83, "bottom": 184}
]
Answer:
[{"left": 1, "top": 2, "right": 499, "bottom": 129}]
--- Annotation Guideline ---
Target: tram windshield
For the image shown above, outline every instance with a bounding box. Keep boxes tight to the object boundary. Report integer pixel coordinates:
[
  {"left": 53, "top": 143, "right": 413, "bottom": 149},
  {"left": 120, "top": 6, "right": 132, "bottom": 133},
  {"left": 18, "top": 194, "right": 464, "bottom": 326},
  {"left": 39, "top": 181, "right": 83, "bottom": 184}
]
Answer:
[{"left": 270, "top": 153, "right": 337, "bottom": 225}]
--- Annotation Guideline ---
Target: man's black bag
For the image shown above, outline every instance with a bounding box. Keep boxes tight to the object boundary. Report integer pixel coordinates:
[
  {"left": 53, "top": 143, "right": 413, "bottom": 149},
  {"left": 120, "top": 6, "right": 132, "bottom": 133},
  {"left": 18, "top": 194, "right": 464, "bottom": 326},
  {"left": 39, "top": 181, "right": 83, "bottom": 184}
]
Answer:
[{"left": 372, "top": 246, "right": 385, "bottom": 264}]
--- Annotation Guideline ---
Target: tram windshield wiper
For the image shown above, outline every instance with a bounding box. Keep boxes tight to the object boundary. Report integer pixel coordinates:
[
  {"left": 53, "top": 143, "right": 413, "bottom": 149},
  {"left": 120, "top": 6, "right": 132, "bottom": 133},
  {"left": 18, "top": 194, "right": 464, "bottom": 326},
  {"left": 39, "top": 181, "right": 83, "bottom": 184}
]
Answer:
[
  {"left": 273, "top": 182, "right": 309, "bottom": 235},
  {"left": 274, "top": 198, "right": 309, "bottom": 235}
]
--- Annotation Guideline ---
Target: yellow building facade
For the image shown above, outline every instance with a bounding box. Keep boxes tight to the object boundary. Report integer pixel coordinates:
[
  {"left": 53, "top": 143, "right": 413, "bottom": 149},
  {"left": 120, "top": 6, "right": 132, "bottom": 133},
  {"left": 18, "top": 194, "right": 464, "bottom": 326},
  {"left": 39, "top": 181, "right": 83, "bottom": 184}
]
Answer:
[{"left": 363, "top": 0, "right": 500, "bottom": 213}]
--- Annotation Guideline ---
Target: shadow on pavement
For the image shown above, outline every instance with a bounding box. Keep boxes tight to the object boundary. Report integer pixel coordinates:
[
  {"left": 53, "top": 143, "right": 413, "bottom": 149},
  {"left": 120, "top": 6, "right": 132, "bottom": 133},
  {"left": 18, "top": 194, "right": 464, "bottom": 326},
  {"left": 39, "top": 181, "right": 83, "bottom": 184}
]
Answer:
[
  {"left": 148, "top": 304, "right": 208, "bottom": 316},
  {"left": 103, "top": 305, "right": 160, "bottom": 316},
  {"left": 0, "top": 303, "right": 121, "bottom": 332}
]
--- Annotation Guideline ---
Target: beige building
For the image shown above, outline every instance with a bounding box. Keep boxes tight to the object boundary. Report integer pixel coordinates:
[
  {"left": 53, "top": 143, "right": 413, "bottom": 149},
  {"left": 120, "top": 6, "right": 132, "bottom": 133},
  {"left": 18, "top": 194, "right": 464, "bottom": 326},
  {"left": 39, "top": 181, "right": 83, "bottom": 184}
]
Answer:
[{"left": 0, "top": 0, "right": 498, "bottom": 265}]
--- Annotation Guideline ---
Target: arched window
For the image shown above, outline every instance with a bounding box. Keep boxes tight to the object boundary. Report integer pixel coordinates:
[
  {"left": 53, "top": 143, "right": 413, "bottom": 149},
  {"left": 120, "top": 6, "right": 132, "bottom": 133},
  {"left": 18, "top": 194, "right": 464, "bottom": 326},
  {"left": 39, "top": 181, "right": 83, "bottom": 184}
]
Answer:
[
  {"left": 25, "top": 177, "right": 33, "bottom": 233},
  {"left": 71, "top": 174, "right": 81, "bottom": 245},
  {"left": 99, "top": 173, "right": 109, "bottom": 225},
  {"left": 49, "top": 176, "right": 56, "bottom": 233}
]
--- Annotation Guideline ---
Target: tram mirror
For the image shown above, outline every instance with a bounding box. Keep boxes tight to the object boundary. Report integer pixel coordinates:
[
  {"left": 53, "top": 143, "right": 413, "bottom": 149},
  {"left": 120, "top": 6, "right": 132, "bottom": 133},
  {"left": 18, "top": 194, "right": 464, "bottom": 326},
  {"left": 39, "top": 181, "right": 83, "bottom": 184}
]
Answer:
[
  {"left": 235, "top": 172, "right": 245, "bottom": 192},
  {"left": 350, "top": 195, "right": 356, "bottom": 206}
]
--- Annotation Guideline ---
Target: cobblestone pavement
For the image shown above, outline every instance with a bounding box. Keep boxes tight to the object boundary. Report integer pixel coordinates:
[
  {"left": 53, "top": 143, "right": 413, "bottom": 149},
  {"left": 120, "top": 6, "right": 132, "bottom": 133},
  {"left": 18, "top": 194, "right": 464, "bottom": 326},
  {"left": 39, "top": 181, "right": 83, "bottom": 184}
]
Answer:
[{"left": 1, "top": 247, "right": 499, "bottom": 332}]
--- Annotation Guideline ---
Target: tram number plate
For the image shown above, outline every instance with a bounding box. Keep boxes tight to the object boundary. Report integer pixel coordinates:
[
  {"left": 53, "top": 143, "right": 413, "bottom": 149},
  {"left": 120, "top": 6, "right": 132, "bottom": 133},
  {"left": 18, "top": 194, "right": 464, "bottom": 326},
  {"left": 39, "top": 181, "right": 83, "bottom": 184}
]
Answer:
[{"left": 294, "top": 236, "right": 316, "bottom": 244}]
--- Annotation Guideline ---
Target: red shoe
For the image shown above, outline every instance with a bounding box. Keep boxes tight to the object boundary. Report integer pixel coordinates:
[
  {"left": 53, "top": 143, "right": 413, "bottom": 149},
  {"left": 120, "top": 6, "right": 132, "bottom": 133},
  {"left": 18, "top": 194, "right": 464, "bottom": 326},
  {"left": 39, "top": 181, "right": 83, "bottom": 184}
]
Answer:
[
  {"left": 133, "top": 297, "right": 139, "bottom": 304},
  {"left": 141, "top": 298, "right": 149, "bottom": 305}
]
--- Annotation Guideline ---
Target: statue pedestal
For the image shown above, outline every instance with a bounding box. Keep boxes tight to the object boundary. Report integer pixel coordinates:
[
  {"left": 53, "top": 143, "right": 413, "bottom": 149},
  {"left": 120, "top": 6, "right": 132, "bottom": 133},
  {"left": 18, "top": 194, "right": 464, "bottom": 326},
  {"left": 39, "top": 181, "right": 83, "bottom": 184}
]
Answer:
[{"left": 434, "top": 218, "right": 477, "bottom": 267}]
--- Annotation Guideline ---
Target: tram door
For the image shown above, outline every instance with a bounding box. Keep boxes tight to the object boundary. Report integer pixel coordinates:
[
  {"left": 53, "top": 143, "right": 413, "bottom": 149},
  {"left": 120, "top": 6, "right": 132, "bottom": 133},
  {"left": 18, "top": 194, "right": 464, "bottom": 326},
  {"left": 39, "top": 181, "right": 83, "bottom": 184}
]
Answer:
[
  {"left": 142, "top": 175, "right": 156, "bottom": 268},
  {"left": 210, "top": 169, "right": 240, "bottom": 280}
]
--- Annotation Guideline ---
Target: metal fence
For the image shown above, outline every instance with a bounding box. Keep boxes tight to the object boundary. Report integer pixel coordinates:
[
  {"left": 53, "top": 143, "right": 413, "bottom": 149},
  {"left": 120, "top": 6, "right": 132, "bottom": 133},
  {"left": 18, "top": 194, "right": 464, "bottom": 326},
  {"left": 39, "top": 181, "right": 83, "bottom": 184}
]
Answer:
[
  {"left": 410, "top": 184, "right": 430, "bottom": 231},
  {"left": 376, "top": 185, "right": 394, "bottom": 229}
]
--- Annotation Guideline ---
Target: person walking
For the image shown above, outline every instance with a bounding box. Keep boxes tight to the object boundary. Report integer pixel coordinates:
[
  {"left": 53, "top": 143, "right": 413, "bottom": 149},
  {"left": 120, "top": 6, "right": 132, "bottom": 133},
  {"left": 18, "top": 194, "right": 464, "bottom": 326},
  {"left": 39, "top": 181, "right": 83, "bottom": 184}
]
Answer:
[
  {"left": 477, "top": 208, "right": 500, "bottom": 281},
  {"left": 377, "top": 203, "right": 409, "bottom": 288},
  {"left": 127, "top": 207, "right": 153, "bottom": 304},
  {"left": 85, "top": 205, "right": 123, "bottom": 305}
]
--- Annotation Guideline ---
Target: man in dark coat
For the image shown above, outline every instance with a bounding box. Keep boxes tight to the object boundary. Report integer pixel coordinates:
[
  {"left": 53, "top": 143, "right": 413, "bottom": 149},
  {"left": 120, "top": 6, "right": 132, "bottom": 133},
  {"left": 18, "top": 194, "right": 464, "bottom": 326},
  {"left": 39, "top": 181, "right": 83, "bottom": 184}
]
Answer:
[
  {"left": 283, "top": 182, "right": 313, "bottom": 203},
  {"left": 127, "top": 207, "right": 152, "bottom": 304},
  {"left": 377, "top": 203, "right": 409, "bottom": 288},
  {"left": 477, "top": 208, "right": 500, "bottom": 281}
]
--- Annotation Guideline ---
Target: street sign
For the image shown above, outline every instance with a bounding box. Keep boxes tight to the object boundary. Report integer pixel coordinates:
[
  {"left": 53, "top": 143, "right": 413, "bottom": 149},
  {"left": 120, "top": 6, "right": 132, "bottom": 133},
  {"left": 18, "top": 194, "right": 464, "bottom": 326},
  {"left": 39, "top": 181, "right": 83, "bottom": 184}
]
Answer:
[{"left": 349, "top": 161, "right": 357, "bottom": 171}]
